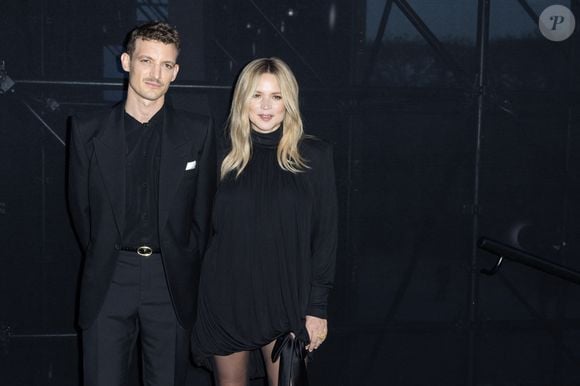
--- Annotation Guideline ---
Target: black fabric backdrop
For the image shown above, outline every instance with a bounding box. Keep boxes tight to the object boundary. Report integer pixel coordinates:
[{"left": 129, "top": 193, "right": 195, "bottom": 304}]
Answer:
[{"left": 1, "top": 1, "right": 579, "bottom": 385}]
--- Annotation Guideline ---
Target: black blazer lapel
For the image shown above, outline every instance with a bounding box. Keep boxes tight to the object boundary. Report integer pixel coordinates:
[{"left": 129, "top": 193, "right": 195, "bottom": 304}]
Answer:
[
  {"left": 159, "top": 107, "right": 192, "bottom": 230},
  {"left": 93, "top": 104, "right": 126, "bottom": 236}
]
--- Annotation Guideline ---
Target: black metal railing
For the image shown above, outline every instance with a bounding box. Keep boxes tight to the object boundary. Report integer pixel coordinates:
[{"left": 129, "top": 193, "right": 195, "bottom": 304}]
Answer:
[{"left": 479, "top": 237, "right": 580, "bottom": 285}]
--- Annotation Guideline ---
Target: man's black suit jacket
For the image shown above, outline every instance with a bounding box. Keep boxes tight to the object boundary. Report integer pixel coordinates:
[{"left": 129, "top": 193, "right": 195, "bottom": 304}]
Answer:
[{"left": 68, "top": 103, "right": 216, "bottom": 330}]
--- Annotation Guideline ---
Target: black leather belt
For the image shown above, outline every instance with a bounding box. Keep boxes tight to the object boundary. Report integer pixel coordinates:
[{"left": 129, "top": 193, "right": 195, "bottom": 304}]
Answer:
[{"left": 120, "top": 245, "right": 160, "bottom": 257}]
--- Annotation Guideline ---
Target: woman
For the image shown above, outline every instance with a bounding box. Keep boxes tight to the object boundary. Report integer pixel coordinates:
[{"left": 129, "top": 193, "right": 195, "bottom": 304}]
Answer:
[{"left": 192, "top": 57, "right": 337, "bottom": 386}]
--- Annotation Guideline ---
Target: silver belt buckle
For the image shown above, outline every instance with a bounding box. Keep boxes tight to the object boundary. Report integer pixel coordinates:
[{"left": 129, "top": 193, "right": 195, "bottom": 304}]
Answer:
[{"left": 137, "top": 246, "right": 153, "bottom": 257}]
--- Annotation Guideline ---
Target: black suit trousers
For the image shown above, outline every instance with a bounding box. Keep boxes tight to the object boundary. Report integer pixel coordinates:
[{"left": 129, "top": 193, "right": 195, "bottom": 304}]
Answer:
[{"left": 82, "top": 251, "right": 189, "bottom": 386}]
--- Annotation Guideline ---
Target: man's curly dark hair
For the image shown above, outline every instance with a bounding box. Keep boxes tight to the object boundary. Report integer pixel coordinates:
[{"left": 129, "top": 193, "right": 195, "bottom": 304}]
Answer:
[{"left": 125, "top": 21, "right": 180, "bottom": 56}]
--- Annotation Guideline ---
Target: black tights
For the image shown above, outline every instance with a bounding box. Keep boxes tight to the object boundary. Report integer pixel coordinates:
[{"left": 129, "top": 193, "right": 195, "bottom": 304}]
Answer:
[{"left": 213, "top": 340, "right": 279, "bottom": 386}]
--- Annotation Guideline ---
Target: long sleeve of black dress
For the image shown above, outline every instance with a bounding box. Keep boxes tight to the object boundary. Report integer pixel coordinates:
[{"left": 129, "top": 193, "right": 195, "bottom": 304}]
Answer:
[{"left": 304, "top": 139, "right": 338, "bottom": 319}]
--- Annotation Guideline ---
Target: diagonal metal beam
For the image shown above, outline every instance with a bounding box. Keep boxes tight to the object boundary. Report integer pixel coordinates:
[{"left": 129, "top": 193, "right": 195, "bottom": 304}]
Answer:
[
  {"left": 137, "top": 5, "right": 167, "bottom": 21},
  {"left": 138, "top": 0, "right": 169, "bottom": 20},
  {"left": 212, "top": 38, "right": 239, "bottom": 67},
  {"left": 515, "top": 0, "right": 571, "bottom": 62},
  {"left": 516, "top": 0, "right": 539, "bottom": 24},
  {"left": 248, "top": 0, "right": 323, "bottom": 83},
  {"left": 393, "top": 0, "right": 471, "bottom": 86},
  {"left": 22, "top": 100, "right": 65, "bottom": 146},
  {"left": 363, "top": 0, "right": 394, "bottom": 85}
]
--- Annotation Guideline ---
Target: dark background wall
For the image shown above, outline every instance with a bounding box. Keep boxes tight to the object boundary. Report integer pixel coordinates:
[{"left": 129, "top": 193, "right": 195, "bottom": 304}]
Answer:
[{"left": 1, "top": 0, "right": 579, "bottom": 385}]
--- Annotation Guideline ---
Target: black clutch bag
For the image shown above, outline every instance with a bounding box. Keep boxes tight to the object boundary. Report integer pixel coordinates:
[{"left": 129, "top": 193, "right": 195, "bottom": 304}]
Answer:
[{"left": 271, "top": 332, "right": 310, "bottom": 386}]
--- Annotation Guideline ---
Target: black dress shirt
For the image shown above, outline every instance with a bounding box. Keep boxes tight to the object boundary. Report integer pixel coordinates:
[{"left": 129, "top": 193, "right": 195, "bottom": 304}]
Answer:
[{"left": 121, "top": 108, "right": 163, "bottom": 249}]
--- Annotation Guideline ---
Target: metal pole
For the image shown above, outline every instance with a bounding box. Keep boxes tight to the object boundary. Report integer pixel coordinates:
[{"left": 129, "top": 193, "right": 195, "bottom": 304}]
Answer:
[
  {"left": 469, "top": 0, "right": 490, "bottom": 385},
  {"left": 336, "top": 1, "right": 365, "bottom": 384},
  {"left": 15, "top": 79, "right": 231, "bottom": 90}
]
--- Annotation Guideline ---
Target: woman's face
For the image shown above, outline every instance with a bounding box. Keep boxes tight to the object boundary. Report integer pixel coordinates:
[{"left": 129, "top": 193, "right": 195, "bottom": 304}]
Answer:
[{"left": 248, "top": 73, "right": 286, "bottom": 133}]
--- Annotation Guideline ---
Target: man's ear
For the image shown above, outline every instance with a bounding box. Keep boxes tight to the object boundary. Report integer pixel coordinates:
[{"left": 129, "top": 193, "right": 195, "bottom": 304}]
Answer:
[
  {"left": 120, "top": 52, "right": 131, "bottom": 72},
  {"left": 171, "top": 64, "right": 180, "bottom": 82}
]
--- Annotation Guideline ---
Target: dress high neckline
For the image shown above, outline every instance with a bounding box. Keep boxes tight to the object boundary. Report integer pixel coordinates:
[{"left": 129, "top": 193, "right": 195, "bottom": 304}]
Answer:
[{"left": 251, "top": 128, "right": 282, "bottom": 148}]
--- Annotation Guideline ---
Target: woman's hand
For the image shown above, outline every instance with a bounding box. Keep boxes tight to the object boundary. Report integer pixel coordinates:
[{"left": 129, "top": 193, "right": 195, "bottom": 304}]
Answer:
[{"left": 304, "top": 315, "right": 328, "bottom": 352}]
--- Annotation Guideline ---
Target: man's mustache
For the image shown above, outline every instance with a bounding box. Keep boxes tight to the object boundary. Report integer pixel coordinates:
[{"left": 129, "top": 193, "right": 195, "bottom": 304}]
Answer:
[{"left": 144, "top": 78, "right": 163, "bottom": 86}]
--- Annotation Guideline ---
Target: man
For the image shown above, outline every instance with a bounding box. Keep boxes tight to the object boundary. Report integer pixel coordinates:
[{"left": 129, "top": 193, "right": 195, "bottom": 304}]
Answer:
[{"left": 68, "top": 22, "right": 215, "bottom": 386}]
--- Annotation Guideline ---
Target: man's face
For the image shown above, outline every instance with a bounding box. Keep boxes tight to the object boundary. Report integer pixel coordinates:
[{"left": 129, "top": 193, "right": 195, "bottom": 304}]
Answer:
[{"left": 121, "top": 38, "right": 179, "bottom": 103}]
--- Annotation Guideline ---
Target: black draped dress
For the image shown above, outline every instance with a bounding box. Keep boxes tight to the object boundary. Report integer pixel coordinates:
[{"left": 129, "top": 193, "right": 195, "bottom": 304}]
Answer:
[{"left": 191, "top": 128, "right": 337, "bottom": 366}]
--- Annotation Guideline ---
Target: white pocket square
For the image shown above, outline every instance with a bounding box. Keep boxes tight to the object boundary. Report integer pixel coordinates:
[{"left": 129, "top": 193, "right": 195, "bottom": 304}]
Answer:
[{"left": 185, "top": 160, "right": 197, "bottom": 170}]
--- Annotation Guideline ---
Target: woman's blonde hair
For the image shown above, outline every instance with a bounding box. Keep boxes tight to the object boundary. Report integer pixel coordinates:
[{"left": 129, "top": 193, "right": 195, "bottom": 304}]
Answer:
[{"left": 221, "top": 57, "right": 308, "bottom": 179}]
